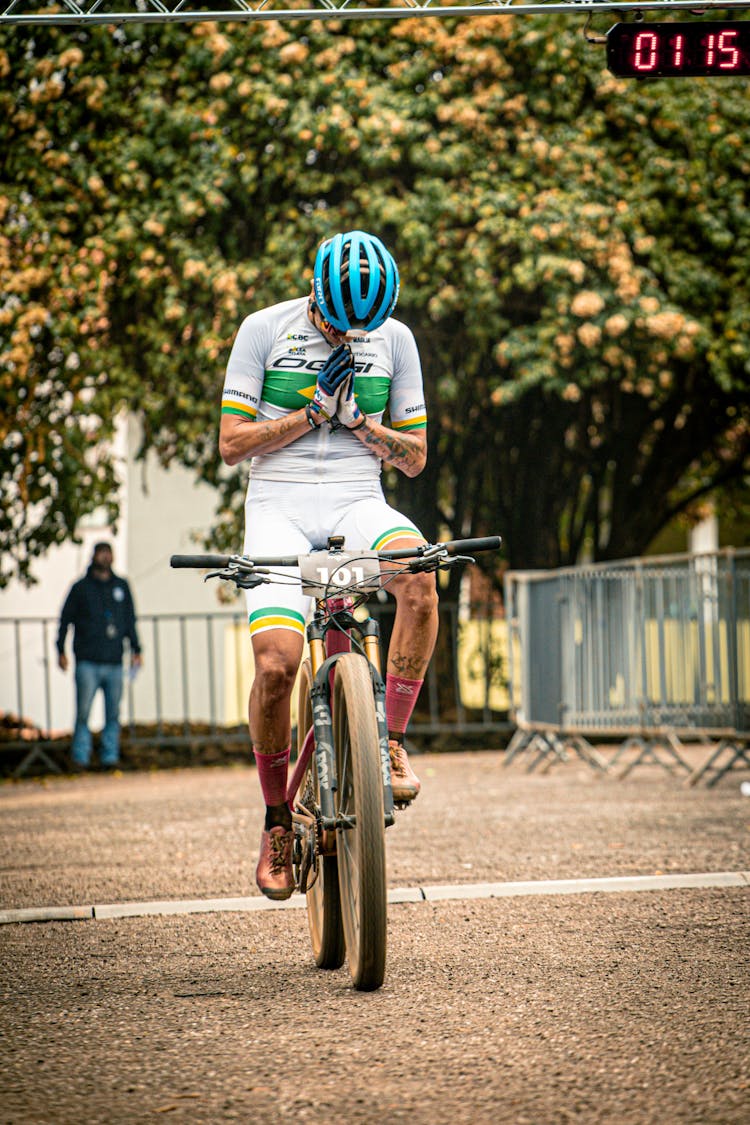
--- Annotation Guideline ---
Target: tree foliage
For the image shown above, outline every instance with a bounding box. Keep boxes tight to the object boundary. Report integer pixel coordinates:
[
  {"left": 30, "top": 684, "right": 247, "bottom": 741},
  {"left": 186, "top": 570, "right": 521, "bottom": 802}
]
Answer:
[{"left": 1, "top": 15, "right": 748, "bottom": 584}]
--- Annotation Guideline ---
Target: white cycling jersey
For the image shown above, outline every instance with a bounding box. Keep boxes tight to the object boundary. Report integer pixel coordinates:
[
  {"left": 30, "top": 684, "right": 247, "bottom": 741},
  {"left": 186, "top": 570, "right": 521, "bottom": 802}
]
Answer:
[{"left": 221, "top": 296, "right": 427, "bottom": 484}]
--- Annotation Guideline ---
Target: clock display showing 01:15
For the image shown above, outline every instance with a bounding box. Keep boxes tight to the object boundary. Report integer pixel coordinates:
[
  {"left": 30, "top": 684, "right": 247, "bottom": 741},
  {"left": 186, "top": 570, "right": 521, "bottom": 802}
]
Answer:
[{"left": 607, "top": 22, "right": 750, "bottom": 77}]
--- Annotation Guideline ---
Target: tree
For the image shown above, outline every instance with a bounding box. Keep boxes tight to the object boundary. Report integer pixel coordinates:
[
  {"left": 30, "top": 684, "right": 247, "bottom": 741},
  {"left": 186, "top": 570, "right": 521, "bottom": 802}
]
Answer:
[
  {"left": 1, "top": 16, "right": 748, "bottom": 586},
  {"left": 383, "top": 17, "right": 750, "bottom": 570}
]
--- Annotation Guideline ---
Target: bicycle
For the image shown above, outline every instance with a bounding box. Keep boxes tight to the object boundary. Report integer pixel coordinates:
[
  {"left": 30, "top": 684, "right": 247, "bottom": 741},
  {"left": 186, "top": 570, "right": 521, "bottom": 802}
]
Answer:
[{"left": 171, "top": 533, "right": 502, "bottom": 991}]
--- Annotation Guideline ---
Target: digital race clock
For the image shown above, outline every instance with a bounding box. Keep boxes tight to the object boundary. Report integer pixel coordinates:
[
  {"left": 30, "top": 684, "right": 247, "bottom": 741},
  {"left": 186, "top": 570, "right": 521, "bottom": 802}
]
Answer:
[{"left": 607, "top": 21, "right": 750, "bottom": 77}]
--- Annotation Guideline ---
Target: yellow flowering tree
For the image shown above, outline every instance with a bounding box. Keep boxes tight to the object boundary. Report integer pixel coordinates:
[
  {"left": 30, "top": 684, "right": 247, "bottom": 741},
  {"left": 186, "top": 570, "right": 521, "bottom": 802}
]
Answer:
[{"left": 1, "top": 16, "right": 748, "bottom": 582}]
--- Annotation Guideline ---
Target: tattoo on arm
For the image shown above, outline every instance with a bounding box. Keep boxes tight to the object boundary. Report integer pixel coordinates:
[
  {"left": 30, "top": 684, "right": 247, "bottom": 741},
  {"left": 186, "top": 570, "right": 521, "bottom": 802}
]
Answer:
[
  {"left": 255, "top": 414, "right": 302, "bottom": 446},
  {"left": 356, "top": 420, "right": 426, "bottom": 476},
  {"left": 222, "top": 410, "right": 308, "bottom": 463}
]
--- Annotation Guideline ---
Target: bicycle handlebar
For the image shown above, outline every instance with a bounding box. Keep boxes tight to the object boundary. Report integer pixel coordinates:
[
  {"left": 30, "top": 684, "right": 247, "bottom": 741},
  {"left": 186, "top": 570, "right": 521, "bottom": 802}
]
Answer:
[
  {"left": 170, "top": 553, "right": 299, "bottom": 569},
  {"left": 169, "top": 535, "right": 501, "bottom": 571},
  {"left": 171, "top": 554, "right": 230, "bottom": 569}
]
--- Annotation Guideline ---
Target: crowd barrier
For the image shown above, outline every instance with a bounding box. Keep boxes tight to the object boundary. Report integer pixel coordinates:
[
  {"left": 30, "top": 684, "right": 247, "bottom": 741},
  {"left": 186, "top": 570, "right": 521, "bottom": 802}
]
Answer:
[{"left": 504, "top": 549, "right": 750, "bottom": 786}]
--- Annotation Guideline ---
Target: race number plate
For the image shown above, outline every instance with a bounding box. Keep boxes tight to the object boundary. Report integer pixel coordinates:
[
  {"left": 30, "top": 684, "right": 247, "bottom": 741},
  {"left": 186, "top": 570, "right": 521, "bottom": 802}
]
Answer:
[{"left": 299, "top": 550, "right": 383, "bottom": 597}]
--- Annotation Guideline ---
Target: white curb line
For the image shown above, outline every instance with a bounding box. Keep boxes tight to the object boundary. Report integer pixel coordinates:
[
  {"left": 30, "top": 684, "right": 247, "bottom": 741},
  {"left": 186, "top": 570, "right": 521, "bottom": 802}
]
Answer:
[
  {"left": 421, "top": 871, "right": 750, "bottom": 900},
  {"left": 1, "top": 871, "right": 746, "bottom": 926},
  {"left": 0, "top": 904, "right": 94, "bottom": 924}
]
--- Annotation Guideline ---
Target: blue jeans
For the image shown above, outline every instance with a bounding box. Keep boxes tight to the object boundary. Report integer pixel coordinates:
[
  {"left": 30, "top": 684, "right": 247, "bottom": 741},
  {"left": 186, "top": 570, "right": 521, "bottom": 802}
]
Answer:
[{"left": 72, "top": 661, "right": 124, "bottom": 766}]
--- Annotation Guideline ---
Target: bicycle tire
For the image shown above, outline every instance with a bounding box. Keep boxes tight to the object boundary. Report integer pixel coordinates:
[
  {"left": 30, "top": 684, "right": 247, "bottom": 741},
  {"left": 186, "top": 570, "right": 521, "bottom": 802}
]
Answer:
[
  {"left": 333, "top": 653, "right": 387, "bottom": 991},
  {"left": 298, "top": 659, "right": 345, "bottom": 970}
]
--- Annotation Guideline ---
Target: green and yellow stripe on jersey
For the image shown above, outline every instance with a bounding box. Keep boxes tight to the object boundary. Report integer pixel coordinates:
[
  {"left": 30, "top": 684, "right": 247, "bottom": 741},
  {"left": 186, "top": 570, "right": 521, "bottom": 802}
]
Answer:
[
  {"left": 222, "top": 397, "right": 257, "bottom": 420},
  {"left": 392, "top": 413, "right": 427, "bottom": 431},
  {"left": 371, "top": 526, "right": 423, "bottom": 551},
  {"left": 248, "top": 606, "right": 306, "bottom": 638}
]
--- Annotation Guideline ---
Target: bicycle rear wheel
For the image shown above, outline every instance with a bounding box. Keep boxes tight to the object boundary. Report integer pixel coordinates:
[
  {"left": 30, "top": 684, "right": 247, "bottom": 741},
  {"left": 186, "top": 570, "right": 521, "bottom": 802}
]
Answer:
[
  {"left": 298, "top": 659, "right": 345, "bottom": 970},
  {"left": 333, "top": 653, "right": 387, "bottom": 991}
]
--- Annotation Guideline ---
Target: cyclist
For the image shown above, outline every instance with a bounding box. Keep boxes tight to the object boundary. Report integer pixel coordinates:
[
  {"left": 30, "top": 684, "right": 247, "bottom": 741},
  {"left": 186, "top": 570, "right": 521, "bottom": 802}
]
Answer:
[{"left": 219, "top": 229, "right": 438, "bottom": 901}]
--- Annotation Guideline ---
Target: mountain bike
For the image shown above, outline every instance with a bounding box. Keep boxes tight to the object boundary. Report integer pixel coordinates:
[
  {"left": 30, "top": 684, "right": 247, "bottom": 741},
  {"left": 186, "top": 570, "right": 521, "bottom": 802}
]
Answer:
[{"left": 171, "top": 533, "right": 502, "bottom": 991}]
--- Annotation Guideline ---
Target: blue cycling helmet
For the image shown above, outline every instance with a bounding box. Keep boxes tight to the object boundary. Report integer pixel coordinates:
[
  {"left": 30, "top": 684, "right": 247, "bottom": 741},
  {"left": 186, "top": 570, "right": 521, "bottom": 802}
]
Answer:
[{"left": 313, "top": 230, "right": 400, "bottom": 333}]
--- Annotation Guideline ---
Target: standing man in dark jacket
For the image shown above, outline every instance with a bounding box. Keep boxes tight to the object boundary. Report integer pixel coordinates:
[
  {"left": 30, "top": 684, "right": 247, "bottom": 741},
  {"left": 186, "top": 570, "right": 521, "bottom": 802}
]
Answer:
[{"left": 57, "top": 542, "right": 142, "bottom": 770}]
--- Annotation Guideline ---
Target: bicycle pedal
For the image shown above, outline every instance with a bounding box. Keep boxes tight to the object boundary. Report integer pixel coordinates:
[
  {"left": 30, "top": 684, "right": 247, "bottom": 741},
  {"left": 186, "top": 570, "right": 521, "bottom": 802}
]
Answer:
[{"left": 297, "top": 837, "right": 316, "bottom": 893}]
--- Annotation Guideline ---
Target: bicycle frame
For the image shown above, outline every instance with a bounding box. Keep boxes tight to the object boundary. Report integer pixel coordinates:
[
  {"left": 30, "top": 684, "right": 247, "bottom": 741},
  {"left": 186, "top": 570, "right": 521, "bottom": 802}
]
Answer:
[
  {"left": 287, "top": 595, "right": 395, "bottom": 830},
  {"left": 170, "top": 533, "right": 503, "bottom": 834},
  {"left": 171, "top": 531, "right": 502, "bottom": 989}
]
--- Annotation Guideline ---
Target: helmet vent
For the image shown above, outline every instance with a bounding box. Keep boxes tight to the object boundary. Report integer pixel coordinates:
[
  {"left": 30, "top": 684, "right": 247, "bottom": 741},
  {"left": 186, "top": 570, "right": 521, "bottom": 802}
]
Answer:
[{"left": 313, "top": 230, "right": 399, "bottom": 333}]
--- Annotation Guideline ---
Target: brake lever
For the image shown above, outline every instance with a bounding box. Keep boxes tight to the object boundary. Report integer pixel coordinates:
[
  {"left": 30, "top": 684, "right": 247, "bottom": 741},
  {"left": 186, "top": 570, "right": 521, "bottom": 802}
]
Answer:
[
  {"left": 412, "top": 553, "right": 476, "bottom": 573},
  {"left": 407, "top": 551, "right": 449, "bottom": 574},
  {"left": 204, "top": 568, "right": 231, "bottom": 582}
]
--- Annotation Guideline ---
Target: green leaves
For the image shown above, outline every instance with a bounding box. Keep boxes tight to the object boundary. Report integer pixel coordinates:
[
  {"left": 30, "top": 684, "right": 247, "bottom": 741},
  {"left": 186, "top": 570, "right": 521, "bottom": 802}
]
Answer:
[{"left": 1, "top": 17, "right": 748, "bottom": 582}]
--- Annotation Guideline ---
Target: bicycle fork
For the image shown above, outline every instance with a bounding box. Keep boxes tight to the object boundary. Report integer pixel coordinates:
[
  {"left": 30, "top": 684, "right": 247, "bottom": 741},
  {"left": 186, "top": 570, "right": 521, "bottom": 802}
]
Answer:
[{"left": 307, "top": 617, "right": 395, "bottom": 831}]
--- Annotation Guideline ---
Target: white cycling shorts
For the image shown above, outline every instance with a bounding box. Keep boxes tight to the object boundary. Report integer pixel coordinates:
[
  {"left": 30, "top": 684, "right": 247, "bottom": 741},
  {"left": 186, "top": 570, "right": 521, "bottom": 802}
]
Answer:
[{"left": 242, "top": 477, "right": 424, "bottom": 641}]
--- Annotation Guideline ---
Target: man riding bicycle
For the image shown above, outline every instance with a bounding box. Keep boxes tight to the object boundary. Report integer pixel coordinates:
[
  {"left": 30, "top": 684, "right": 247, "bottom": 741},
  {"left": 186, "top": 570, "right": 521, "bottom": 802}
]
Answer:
[{"left": 219, "top": 230, "right": 438, "bottom": 901}]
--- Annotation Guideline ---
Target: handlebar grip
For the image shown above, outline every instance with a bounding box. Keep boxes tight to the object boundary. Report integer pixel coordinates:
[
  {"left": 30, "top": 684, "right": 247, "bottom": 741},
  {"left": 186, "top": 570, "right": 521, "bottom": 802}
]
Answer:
[
  {"left": 445, "top": 536, "right": 502, "bottom": 555},
  {"left": 170, "top": 554, "right": 233, "bottom": 569}
]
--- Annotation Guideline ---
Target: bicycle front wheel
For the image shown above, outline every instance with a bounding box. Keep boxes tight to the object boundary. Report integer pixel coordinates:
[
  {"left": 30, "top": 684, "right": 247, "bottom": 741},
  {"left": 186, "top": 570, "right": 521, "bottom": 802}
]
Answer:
[
  {"left": 298, "top": 659, "right": 345, "bottom": 970},
  {"left": 333, "top": 653, "right": 387, "bottom": 991}
]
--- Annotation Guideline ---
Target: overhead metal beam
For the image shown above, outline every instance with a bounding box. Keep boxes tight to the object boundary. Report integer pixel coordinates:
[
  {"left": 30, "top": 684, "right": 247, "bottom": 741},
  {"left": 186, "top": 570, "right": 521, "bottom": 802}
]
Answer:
[{"left": 3, "top": 0, "right": 750, "bottom": 27}]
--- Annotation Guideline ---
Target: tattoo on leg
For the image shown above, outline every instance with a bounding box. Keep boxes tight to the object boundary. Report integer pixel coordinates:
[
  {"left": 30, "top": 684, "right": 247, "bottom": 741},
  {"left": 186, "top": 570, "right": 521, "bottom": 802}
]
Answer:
[{"left": 389, "top": 650, "right": 428, "bottom": 678}]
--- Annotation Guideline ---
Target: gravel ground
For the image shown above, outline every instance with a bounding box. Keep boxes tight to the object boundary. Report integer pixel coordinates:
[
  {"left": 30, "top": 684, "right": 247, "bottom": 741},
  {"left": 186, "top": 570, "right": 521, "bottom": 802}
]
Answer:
[{"left": 1, "top": 750, "right": 749, "bottom": 1123}]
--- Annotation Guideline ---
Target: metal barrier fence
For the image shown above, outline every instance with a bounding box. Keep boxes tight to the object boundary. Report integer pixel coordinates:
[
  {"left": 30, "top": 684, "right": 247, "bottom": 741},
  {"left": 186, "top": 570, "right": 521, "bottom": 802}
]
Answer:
[
  {"left": 0, "top": 600, "right": 510, "bottom": 774},
  {"left": 504, "top": 549, "right": 750, "bottom": 784}
]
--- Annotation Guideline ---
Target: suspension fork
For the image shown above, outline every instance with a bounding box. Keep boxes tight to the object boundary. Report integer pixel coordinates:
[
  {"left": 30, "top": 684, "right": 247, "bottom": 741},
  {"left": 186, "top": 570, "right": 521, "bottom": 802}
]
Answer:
[
  {"left": 307, "top": 617, "right": 337, "bottom": 824},
  {"left": 308, "top": 611, "right": 394, "bottom": 827}
]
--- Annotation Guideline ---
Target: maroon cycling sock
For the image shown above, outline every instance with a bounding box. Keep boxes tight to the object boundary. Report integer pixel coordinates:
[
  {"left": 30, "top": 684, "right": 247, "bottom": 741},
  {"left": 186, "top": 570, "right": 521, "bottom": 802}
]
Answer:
[
  {"left": 385, "top": 674, "right": 424, "bottom": 739},
  {"left": 253, "top": 746, "right": 290, "bottom": 809}
]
